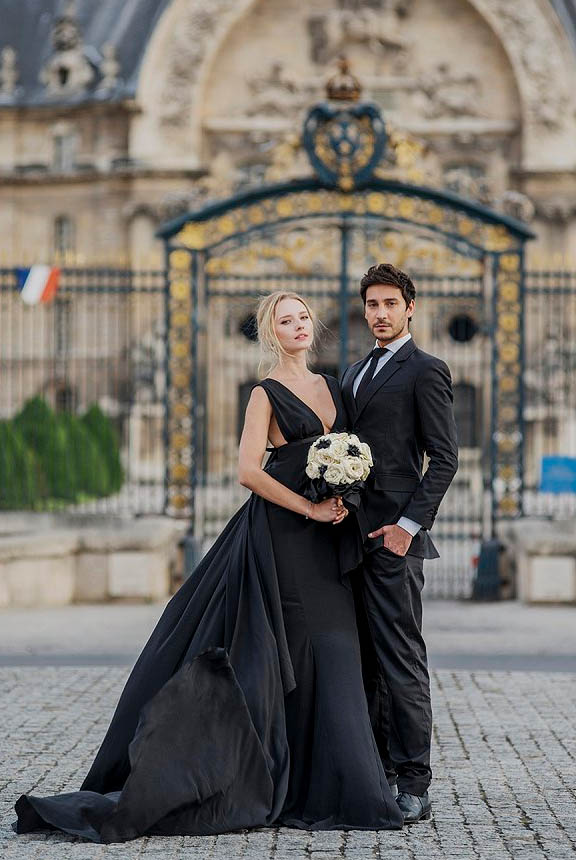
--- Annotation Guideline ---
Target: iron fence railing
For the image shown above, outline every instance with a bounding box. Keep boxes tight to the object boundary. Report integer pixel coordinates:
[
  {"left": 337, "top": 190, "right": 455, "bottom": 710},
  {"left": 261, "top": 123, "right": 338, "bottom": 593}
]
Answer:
[
  {"left": 523, "top": 269, "right": 576, "bottom": 518},
  {"left": 0, "top": 267, "right": 167, "bottom": 516},
  {"left": 3, "top": 264, "right": 576, "bottom": 597}
]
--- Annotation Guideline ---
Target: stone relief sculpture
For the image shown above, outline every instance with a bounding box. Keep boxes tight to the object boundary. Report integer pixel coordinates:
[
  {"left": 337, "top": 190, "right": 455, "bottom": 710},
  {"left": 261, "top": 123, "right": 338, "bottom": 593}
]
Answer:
[
  {"left": 40, "top": 0, "right": 94, "bottom": 93},
  {"left": 149, "top": 0, "right": 575, "bottom": 186},
  {"left": 474, "top": 0, "right": 568, "bottom": 130},
  {"left": 159, "top": 0, "right": 236, "bottom": 126},
  {"left": 307, "top": 0, "right": 413, "bottom": 69},
  {"left": 413, "top": 63, "right": 482, "bottom": 119},
  {"left": 443, "top": 167, "right": 491, "bottom": 205},
  {"left": 246, "top": 63, "right": 315, "bottom": 118},
  {"left": 97, "top": 44, "right": 121, "bottom": 92},
  {"left": 0, "top": 46, "right": 18, "bottom": 97},
  {"left": 497, "top": 190, "right": 536, "bottom": 224}
]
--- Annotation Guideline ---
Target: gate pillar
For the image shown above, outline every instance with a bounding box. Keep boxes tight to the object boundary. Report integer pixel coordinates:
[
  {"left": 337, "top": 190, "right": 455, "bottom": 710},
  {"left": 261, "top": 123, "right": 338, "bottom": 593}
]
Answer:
[
  {"left": 491, "top": 250, "right": 524, "bottom": 524},
  {"left": 164, "top": 248, "right": 194, "bottom": 517}
]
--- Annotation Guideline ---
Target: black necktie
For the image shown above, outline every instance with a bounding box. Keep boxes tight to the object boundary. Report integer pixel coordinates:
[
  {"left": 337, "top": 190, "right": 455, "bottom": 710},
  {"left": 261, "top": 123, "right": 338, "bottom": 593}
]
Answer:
[{"left": 355, "top": 347, "right": 388, "bottom": 401}]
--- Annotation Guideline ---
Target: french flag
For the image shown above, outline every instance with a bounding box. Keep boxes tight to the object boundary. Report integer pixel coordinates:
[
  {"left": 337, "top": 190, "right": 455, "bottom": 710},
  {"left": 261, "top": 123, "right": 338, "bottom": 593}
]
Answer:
[{"left": 16, "top": 265, "right": 61, "bottom": 305}]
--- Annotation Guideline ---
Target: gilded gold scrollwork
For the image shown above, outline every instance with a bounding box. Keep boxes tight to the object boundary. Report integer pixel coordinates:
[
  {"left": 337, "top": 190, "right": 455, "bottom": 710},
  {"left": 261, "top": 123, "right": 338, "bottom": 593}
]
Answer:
[
  {"left": 165, "top": 185, "right": 527, "bottom": 520},
  {"left": 484, "top": 225, "right": 515, "bottom": 252},
  {"left": 166, "top": 247, "right": 193, "bottom": 517},
  {"left": 493, "top": 251, "right": 523, "bottom": 518},
  {"left": 499, "top": 496, "right": 519, "bottom": 515},
  {"left": 178, "top": 223, "right": 205, "bottom": 251},
  {"left": 169, "top": 188, "right": 527, "bottom": 262},
  {"left": 367, "top": 193, "right": 386, "bottom": 214}
]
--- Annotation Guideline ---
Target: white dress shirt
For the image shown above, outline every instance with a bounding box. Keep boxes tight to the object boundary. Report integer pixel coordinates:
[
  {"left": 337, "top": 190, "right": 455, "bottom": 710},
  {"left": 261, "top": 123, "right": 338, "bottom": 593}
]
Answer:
[
  {"left": 352, "top": 332, "right": 413, "bottom": 396},
  {"left": 353, "top": 332, "right": 421, "bottom": 538}
]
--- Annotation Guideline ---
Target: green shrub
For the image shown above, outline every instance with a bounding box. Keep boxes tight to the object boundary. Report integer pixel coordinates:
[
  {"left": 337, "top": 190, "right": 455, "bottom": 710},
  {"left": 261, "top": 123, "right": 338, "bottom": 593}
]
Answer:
[
  {"left": 59, "top": 412, "right": 111, "bottom": 497},
  {"left": 12, "top": 397, "right": 124, "bottom": 505},
  {"left": 13, "top": 396, "right": 54, "bottom": 450},
  {"left": 82, "top": 404, "right": 124, "bottom": 493},
  {"left": 14, "top": 397, "right": 78, "bottom": 501},
  {"left": 0, "top": 420, "right": 43, "bottom": 509}
]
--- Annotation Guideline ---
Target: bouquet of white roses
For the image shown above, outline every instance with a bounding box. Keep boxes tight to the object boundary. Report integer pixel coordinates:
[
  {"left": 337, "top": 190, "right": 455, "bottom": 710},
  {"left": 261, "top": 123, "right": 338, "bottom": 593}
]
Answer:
[{"left": 305, "top": 432, "right": 373, "bottom": 510}]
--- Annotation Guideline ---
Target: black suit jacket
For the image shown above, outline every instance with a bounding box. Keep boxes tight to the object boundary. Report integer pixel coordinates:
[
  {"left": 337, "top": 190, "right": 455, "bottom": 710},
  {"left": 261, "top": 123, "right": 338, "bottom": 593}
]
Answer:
[{"left": 341, "top": 338, "right": 458, "bottom": 559}]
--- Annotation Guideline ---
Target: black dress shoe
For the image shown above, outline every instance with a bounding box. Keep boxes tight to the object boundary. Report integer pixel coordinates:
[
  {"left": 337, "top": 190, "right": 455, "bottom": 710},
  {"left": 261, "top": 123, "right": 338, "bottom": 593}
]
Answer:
[{"left": 396, "top": 791, "right": 432, "bottom": 823}]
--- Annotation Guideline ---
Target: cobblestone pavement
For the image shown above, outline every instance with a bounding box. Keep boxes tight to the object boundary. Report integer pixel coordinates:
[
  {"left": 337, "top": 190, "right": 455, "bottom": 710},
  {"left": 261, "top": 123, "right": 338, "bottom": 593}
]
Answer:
[{"left": 1, "top": 668, "right": 575, "bottom": 860}]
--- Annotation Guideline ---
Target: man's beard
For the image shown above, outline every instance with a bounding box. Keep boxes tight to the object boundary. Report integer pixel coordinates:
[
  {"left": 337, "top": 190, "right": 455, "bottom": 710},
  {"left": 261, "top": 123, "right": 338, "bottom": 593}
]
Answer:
[{"left": 372, "top": 321, "right": 406, "bottom": 342}]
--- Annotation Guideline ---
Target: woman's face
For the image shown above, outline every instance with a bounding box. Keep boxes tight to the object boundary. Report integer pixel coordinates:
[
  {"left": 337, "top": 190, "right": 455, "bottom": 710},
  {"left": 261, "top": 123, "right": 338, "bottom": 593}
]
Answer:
[{"left": 274, "top": 297, "right": 314, "bottom": 355}]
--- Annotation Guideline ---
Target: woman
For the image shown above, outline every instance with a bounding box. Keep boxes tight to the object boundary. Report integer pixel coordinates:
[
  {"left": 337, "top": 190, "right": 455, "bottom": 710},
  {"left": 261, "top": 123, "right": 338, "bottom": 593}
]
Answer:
[{"left": 14, "top": 292, "right": 403, "bottom": 842}]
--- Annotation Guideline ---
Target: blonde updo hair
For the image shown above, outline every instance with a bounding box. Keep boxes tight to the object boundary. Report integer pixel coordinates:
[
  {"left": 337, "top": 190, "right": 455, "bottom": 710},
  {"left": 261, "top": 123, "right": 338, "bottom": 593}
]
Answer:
[{"left": 256, "top": 291, "right": 320, "bottom": 376}]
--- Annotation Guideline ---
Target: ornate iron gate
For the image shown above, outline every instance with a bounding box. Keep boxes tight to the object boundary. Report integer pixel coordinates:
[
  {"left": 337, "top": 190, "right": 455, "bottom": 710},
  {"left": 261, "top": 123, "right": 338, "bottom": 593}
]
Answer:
[{"left": 158, "top": 95, "right": 533, "bottom": 598}]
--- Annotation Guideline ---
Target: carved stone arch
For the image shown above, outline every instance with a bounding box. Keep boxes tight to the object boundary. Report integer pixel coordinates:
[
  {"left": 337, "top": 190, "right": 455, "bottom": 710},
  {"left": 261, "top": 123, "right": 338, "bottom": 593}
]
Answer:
[
  {"left": 132, "top": 0, "right": 576, "bottom": 170},
  {"left": 467, "top": 0, "right": 576, "bottom": 167},
  {"left": 131, "top": 0, "right": 257, "bottom": 167}
]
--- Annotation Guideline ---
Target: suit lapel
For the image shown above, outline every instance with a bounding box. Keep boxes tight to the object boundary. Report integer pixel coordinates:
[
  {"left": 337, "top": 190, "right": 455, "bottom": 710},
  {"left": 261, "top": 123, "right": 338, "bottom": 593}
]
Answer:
[{"left": 354, "top": 339, "right": 417, "bottom": 421}]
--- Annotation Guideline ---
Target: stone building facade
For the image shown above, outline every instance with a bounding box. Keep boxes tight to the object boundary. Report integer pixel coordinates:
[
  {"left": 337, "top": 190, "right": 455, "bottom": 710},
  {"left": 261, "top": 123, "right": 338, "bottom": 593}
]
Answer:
[
  {"left": 1, "top": 1, "right": 576, "bottom": 566},
  {"left": 1, "top": 0, "right": 576, "bottom": 267}
]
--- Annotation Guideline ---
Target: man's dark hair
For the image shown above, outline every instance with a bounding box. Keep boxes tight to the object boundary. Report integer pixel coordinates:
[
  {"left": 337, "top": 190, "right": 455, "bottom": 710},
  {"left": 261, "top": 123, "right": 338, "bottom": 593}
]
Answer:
[{"left": 360, "top": 263, "right": 416, "bottom": 306}]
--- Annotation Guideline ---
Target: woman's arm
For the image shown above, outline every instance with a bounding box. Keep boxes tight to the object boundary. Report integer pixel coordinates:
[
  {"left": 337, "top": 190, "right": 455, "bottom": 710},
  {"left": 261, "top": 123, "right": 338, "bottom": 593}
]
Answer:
[{"left": 238, "top": 387, "right": 344, "bottom": 523}]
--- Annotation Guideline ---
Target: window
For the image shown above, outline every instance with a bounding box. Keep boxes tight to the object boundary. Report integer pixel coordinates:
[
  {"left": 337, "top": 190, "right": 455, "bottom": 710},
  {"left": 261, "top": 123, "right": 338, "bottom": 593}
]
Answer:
[
  {"left": 448, "top": 313, "right": 479, "bottom": 343},
  {"left": 53, "top": 132, "right": 76, "bottom": 171},
  {"left": 54, "top": 215, "right": 75, "bottom": 255}
]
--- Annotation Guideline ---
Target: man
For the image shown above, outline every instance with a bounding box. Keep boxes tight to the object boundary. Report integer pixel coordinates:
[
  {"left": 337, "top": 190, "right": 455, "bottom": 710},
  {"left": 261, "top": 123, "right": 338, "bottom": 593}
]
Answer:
[{"left": 341, "top": 263, "right": 458, "bottom": 823}]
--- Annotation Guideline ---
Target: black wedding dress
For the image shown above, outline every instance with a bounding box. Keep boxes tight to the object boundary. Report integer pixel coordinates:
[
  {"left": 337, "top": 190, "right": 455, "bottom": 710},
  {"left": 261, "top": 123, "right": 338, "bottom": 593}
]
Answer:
[{"left": 14, "top": 375, "right": 403, "bottom": 842}]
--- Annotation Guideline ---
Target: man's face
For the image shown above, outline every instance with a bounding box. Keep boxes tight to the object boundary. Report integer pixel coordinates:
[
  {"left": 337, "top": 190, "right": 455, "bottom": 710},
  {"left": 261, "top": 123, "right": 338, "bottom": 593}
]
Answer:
[{"left": 364, "top": 283, "right": 414, "bottom": 345}]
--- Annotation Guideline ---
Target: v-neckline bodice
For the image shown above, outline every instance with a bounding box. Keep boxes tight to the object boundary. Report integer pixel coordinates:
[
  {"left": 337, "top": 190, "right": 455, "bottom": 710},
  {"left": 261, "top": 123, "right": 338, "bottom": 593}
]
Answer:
[
  {"left": 264, "top": 374, "right": 337, "bottom": 435},
  {"left": 256, "top": 374, "right": 346, "bottom": 447}
]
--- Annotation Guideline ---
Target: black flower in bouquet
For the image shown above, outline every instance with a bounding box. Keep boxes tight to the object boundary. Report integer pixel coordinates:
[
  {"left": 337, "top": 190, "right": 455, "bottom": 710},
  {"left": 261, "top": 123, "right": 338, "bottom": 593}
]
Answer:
[{"left": 305, "top": 432, "right": 373, "bottom": 510}]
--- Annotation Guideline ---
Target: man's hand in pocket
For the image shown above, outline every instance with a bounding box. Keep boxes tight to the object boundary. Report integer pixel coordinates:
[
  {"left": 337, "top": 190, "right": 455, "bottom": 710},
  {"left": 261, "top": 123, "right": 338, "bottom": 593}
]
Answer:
[{"left": 367, "top": 523, "right": 412, "bottom": 557}]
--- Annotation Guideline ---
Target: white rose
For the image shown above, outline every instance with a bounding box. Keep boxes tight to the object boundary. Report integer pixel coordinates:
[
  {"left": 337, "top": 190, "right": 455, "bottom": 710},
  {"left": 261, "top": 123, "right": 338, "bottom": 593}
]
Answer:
[
  {"left": 342, "top": 456, "right": 365, "bottom": 481},
  {"left": 360, "top": 461, "right": 372, "bottom": 480},
  {"left": 307, "top": 447, "right": 320, "bottom": 465},
  {"left": 347, "top": 433, "right": 362, "bottom": 447},
  {"left": 324, "top": 463, "right": 347, "bottom": 485},
  {"left": 315, "top": 450, "right": 335, "bottom": 466},
  {"left": 329, "top": 439, "right": 349, "bottom": 458},
  {"left": 360, "top": 442, "right": 373, "bottom": 466},
  {"left": 306, "top": 461, "right": 320, "bottom": 479}
]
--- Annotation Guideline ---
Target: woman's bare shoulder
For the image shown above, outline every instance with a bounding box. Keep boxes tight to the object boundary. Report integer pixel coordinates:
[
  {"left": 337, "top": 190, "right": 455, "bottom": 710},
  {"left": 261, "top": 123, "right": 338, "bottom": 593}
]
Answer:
[{"left": 247, "top": 383, "right": 271, "bottom": 409}]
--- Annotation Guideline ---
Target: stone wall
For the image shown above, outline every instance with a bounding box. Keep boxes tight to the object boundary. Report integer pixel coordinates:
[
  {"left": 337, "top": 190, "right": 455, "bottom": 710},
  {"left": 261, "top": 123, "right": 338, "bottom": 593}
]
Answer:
[{"left": 0, "top": 515, "right": 188, "bottom": 607}]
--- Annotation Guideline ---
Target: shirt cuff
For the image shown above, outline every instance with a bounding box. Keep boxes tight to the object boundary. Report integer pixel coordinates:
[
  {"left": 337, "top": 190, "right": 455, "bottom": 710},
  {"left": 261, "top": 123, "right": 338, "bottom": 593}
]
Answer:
[{"left": 397, "top": 516, "right": 421, "bottom": 537}]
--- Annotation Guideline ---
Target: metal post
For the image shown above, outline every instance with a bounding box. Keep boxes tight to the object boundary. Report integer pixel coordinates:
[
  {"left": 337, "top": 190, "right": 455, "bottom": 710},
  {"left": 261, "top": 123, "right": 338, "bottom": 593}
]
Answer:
[
  {"left": 189, "top": 250, "right": 199, "bottom": 526},
  {"left": 339, "top": 218, "right": 351, "bottom": 378},
  {"left": 162, "top": 241, "right": 172, "bottom": 515},
  {"left": 183, "top": 249, "right": 204, "bottom": 576},
  {"left": 489, "top": 252, "right": 500, "bottom": 541},
  {"left": 518, "top": 245, "right": 526, "bottom": 518},
  {"left": 473, "top": 253, "right": 502, "bottom": 600}
]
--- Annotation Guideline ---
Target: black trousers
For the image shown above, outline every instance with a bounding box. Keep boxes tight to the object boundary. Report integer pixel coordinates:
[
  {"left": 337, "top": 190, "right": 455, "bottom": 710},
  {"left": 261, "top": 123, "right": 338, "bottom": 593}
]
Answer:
[{"left": 353, "top": 547, "right": 432, "bottom": 796}]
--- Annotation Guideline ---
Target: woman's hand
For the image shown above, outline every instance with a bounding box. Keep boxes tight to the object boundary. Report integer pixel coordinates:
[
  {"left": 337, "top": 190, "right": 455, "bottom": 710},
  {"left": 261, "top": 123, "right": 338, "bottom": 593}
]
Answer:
[
  {"left": 310, "top": 497, "right": 349, "bottom": 524},
  {"left": 332, "top": 496, "right": 348, "bottom": 525}
]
